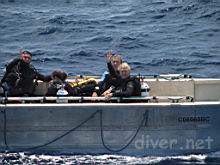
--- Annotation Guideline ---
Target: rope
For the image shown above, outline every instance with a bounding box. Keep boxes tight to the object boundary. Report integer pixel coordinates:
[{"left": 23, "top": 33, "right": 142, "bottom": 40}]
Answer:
[
  {"left": 3, "top": 110, "right": 100, "bottom": 152},
  {"left": 100, "top": 110, "right": 147, "bottom": 153},
  {"left": 2, "top": 108, "right": 147, "bottom": 153},
  {"left": 24, "top": 110, "right": 100, "bottom": 151}
]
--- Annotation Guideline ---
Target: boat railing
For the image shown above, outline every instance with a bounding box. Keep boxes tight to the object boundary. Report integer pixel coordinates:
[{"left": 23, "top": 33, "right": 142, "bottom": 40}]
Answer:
[{"left": 0, "top": 95, "right": 194, "bottom": 104}]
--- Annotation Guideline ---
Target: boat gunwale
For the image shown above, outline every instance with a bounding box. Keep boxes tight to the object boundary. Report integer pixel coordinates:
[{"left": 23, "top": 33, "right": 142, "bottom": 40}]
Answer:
[{"left": 1, "top": 101, "right": 220, "bottom": 107}]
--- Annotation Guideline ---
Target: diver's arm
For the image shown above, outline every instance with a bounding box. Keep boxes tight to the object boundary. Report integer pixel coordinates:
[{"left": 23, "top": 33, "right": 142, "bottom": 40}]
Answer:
[
  {"left": 107, "top": 62, "right": 120, "bottom": 78},
  {"left": 1, "top": 58, "right": 20, "bottom": 83},
  {"left": 5, "top": 58, "right": 20, "bottom": 72},
  {"left": 36, "top": 72, "right": 52, "bottom": 82}
]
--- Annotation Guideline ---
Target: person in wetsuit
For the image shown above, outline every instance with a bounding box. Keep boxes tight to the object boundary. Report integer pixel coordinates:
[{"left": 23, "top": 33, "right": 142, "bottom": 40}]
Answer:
[
  {"left": 0, "top": 50, "right": 52, "bottom": 96},
  {"left": 46, "top": 70, "right": 97, "bottom": 96},
  {"left": 102, "top": 62, "right": 141, "bottom": 98},
  {"left": 46, "top": 70, "right": 70, "bottom": 96},
  {"left": 92, "top": 51, "right": 122, "bottom": 96}
]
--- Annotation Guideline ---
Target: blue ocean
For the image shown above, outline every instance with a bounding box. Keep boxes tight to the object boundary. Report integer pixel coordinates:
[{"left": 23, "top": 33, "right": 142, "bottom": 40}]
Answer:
[{"left": 0, "top": 0, "right": 220, "bottom": 164}]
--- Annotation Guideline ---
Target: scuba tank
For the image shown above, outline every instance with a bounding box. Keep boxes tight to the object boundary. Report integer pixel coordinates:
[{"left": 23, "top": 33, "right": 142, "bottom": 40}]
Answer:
[
  {"left": 140, "top": 75, "right": 150, "bottom": 97},
  {"left": 56, "top": 84, "right": 68, "bottom": 96},
  {"left": 56, "top": 84, "right": 68, "bottom": 103}
]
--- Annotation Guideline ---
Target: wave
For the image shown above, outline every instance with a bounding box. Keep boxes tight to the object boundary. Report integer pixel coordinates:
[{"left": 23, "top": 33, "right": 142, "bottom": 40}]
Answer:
[
  {"left": 190, "top": 52, "right": 216, "bottom": 58},
  {"left": 38, "top": 26, "right": 62, "bottom": 35},
  {"left": 151, "top": 14, "right": 166, "bottom": 19},
  {"left": 0, "top": 0, "right": 220, "bottom": 78},
  {"left": 1, "top": 151, "right": 220, "bottom": 165},
  {"left": 68, "top": 50, "right": 91, "bottom": 57},
  {"left": 118, "top": 36, "right": 149, "bottom": 49},
  {"left": 32, "top": 56, "right": 64, "bottom": 63},
  {"left": 174, "top": 67, "right": 203, "bottom": 72},
  {"left": 146, "top": 58, "right": 220, "bottom": 67},
  {"left": 86, "top": 36, "right": 113, "bottom": 43},
  {"left": 192, "top": 28, "right": 220, "bottom": 34},
  {"left": 197, "top": 10, "right": 220, "bottom": 19},
  {"left": 48, "top": 15, "right": 73, "bottom": 25},
  {"left": 160, "top": 6, "right": 183, "bottom": 13}
]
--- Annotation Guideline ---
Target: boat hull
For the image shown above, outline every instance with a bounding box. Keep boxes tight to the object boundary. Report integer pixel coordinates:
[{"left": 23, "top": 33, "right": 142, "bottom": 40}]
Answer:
[{"left": 0, "top": 103, "right": 220, "bottom": 156}]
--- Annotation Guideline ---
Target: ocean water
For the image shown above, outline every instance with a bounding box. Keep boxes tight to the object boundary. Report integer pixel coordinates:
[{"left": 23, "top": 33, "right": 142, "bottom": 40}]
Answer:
[
  {"left": 1, "top": 152, "right": 220, "bottom": 164},
  {"left": 0, "top": 0, "right": 220, "bottom": 164}
]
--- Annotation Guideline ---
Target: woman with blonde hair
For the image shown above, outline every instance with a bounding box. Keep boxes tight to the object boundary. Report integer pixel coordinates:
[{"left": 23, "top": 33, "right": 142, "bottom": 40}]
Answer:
[{"left": 102, "top": 62, "right": 141, "bottom": 98}]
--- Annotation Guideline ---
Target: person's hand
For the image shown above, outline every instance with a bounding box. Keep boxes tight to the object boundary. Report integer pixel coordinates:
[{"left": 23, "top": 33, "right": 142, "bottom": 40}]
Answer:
[
  {"left": 106, "top": 51, "right": 112, "bottom": 62},
  {"left": 101, "top": 91, "right": 109, "bottom": 96},
  {"left": 75, "top": 78, "right": 80, "bottom": 83},
  {"left": 94, "top": 79, "right": 100, "bottom": 84},
  {"left": 92, "top": 92, "right": 98, "bottom": 97},
  {"left": 19, "top": 49, "right": 23, "bottom": 55},
  {"left": 19, "top": 49, "right": 24, "bottom": 59},
  {"left": 105, "top": 93, "right": 113, "bottom": 100},
  {"left": 91, "top": 92, "right": 98, "bottom": 102},
  {"left": 15, "top": 78, "right": 20, "bottom": 87},
  {"left": 101, "top": 88, "right": 112, "bottom": 96}
]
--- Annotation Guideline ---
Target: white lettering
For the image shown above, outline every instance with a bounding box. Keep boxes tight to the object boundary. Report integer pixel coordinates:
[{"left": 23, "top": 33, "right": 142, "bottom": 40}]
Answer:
[{"left": 134, "top": 135, "right": 144, "bottom": 150}]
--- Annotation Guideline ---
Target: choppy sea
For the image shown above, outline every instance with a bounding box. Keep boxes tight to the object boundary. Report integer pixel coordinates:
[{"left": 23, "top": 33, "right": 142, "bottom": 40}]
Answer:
[{"left": 0, "top": 0, "right": 220, "bottom": 164}]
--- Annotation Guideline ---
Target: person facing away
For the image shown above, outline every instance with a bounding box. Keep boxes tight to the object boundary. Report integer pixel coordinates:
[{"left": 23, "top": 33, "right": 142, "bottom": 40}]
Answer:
[
  {"left": 0, "top": 50, "right": 52, "bottom": 96},
  {"left": 102, "top": 62, "right": 141, "bottom": 98},
  {"left": 46, "top": 70, "right": 96, "bottom": 96},
  {"left": 46, "top": 70, "right": 73, "bottom": 96},
  {"left": 93, "top": 51, "right": 123, "bottom": 96}
]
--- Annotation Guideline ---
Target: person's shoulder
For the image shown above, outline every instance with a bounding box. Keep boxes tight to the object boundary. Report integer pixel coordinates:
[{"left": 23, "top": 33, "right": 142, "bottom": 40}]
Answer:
[
  {"left": 129, "top": 76, "right": 138, "bottom": 81},
  {"left": 8, "top": 58, "right": 20, "bottom": 64},
  {"left": 129, "top": 76, "right": 142, "bottom": 96},
  {"left": 28, "top": 63, "right": 37, "bottom": 73},
  {"left": 102, "top": 72, "right": 111, "bottom": 79},
  {"left": 27, "top": 62, "right": 34, "bottom": 68},
  {"left": 13, "top": 57, "right": 20, "bottom": 61},
  {"left": 6, "top": 58, "right": 21, "bottom": 70},
  {"left": 100, "top": 71, "right": 109, "bottom": 81},
  {"left": 129, "top": 76, "right": 141, "bottom": 85}
]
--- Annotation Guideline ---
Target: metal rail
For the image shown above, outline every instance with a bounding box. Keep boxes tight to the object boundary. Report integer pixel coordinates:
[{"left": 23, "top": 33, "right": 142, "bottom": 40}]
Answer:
[{"left": 0, "top": 96, "right": 193, "bottom": 103}]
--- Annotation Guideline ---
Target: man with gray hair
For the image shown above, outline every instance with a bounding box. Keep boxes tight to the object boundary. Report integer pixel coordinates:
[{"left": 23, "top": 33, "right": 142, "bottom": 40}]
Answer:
[{"left": 93, "top": 51, "right": 123, "bottom": 96}]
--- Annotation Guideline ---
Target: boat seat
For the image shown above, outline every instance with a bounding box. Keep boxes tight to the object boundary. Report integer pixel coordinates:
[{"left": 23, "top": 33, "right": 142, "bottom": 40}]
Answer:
[
  {"left": 194, "top": 79, "right": 220, "bottom": 101},
  {"left": 145, "top": 79, "right": 194, "bottom": 98},
  {"left": 34, "top": 81, "right": 49, "bottom": 96}
]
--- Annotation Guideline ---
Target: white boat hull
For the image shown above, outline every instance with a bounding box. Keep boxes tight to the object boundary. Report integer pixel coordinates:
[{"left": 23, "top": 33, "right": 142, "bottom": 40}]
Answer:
[{"left": 0, "top": 102, "right": 220, "bottom": 156}]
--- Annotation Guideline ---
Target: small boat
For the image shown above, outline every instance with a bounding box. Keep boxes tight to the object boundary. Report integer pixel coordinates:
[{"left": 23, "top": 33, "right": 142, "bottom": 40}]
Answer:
[{"left": 0, "top": 74, "right": 220, "bottom": 156}]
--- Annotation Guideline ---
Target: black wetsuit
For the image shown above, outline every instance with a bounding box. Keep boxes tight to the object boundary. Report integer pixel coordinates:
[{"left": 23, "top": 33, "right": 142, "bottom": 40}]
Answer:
[
  {"left": 1, "top": 58, "right": 51, "bottom": 96},
  {"left": 111, "top": 76, "right": 137, "bottom": 97},
  {"left": 98, "top": 62, "right": 121, "bottom": 95},
  {"left": 46, "top": 81, "right": 73, "bottom": 96},
  {"left": 99, "top": 62, "right": 141, "bottom": 97}
]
